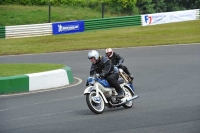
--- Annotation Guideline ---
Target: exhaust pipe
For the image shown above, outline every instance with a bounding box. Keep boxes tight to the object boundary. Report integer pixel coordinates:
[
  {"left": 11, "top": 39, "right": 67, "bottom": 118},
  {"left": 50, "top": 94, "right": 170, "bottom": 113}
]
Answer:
[
  {"left": 109, "top": 95, "right": 139, "bottom": 107},
  {"left": 126, "top": 95, "right": 139, "bottom": 102}
]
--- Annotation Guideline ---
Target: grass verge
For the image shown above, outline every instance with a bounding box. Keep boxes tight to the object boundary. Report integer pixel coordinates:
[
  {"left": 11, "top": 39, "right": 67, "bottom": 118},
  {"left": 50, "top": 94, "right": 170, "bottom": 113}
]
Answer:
[
  {"left": 0, "top": 64, "right": 65, "bottom": 77},
  {"left": 0, "top": 5, "right": 115, "bottom": 26},
  {"left": 0, "top": 20, "right": 200, "bottom": 56}
]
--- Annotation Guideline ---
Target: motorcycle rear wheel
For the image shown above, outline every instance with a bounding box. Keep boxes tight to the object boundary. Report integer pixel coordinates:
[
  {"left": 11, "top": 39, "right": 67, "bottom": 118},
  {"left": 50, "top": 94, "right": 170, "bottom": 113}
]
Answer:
[{"left": 86, "top": 91, "right": 105, "bottom": 114}]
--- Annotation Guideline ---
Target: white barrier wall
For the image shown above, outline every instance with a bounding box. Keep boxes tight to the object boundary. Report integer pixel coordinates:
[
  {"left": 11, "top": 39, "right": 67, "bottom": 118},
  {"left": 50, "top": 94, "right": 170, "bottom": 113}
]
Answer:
[
  {"left": 142, "top": 9, "right": 198, "bottom": 26},
  {"left": 27, "top": 69, "right": 69, "bottom": 91},
  {"left": 6, "top": 23, "right": 52, "bottom": 38}
]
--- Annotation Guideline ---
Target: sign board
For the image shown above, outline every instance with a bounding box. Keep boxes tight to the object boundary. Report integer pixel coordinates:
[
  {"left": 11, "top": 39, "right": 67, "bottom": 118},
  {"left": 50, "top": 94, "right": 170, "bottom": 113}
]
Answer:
[
  {"left": 52, "top": 21, "right": 84, "bottom": 34},
  {"left": 142, "top": 10, "right": 196, "bottom": 26}
]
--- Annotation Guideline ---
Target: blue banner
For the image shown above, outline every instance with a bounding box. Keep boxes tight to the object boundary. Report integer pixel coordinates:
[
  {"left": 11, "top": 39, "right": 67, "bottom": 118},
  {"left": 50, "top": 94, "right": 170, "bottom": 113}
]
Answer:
[{"left": 52, "top": 21, "right": 84, "bottom": 35}]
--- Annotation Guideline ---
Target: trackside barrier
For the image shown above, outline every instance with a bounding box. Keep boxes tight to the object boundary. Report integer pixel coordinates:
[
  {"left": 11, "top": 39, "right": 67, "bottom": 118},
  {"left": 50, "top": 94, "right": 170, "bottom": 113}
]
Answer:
[
  {"left": 196, "top": 9, "right": 200, "bottom": 19},
  {"left": 0, "top": 66, "right": 74, "bottom": 94},
  {"left": 0, "top": 26, "right": 5, "bottom": 39},
  {"left": 84, "top": 15, "right": 141, "bottom": 31},
  {"left": 6, "top": 23, "right": 52, "bottom": 39},
  {"left": 1, "top": 9, "right": 199, "bottom": 39}
]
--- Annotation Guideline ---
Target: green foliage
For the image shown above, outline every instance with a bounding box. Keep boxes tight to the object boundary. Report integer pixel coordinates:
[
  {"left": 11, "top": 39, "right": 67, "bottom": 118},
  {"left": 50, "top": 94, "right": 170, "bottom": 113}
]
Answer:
[
  {"left": 0, "top": 0, "right": 199, "bottom": 15},
  {"left": 137, "top": 0, "right": 155, "bottom": 14},
  {"left": 0, "top": 0, "right": 138, "bottom": 15},
  {"left": 153, "top": 0, "right": 166, "bottom": 13}
]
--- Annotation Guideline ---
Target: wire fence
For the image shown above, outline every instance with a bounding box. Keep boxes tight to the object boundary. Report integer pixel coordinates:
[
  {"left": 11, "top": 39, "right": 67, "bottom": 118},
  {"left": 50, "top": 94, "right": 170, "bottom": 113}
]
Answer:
[{"left": 0, "top": 1, "right": 199, "bottom": 26}]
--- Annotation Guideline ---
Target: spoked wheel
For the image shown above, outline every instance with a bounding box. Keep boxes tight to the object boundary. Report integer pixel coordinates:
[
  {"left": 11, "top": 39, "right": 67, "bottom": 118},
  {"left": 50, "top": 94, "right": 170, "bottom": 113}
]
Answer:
[
  {"left": 86, "top": 91, "right": 105, "bottom": 114},
  {"left": 123, "top": 87, "right": 134, "bottom": 108}
]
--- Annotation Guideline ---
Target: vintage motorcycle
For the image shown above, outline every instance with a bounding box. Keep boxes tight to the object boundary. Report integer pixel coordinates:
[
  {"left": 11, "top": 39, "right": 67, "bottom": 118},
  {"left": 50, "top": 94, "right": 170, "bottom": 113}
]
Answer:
[{"left": 84, "top": 71, "right": 139, "bottom": 114}]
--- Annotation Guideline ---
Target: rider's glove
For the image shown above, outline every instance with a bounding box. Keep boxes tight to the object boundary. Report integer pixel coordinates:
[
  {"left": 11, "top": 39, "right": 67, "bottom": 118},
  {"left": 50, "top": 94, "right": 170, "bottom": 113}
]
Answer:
[
  {"left": 95, "top": 73, "right": 100, "bottom": 78},
  {"left": 118, "top": 61, "right": 123, "bottom": 67},
  {"left": 100, "top": 73, "right": 106, "bottom": 78}
]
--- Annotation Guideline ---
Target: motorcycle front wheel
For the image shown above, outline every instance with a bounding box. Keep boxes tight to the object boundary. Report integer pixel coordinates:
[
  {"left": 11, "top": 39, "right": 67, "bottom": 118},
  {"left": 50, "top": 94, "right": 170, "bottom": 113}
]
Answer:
[
  {"left": 86, "top": 91, "right": 105, "bottom": 114},
  {"left": 123, "top": 87, "right": 134, "bottom": 108}
]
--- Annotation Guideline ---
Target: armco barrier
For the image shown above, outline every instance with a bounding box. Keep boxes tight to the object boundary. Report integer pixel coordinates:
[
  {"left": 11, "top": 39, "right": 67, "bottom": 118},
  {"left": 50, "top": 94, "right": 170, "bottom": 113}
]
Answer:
[
  {"left": 0, "top": 66, "right": 74, "bottom": 94},
  {"left": 6, "top": 23, "right": 52, "bottom": 39},
  {"left": 196, "top": 9, "right": 200, "bottom": 19},
  {"left": 84, "top": 15, "right": 141, "bottom": 31},
  {"left": 0, "top": 26, "right": 5, "bottom": 39}
]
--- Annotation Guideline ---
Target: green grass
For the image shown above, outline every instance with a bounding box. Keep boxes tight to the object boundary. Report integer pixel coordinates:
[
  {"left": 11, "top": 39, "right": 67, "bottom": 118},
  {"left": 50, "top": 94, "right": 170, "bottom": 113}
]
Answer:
[
  {"left": 0, "top": 19, "right": 199, "bottom": 77},
  {"left": 0, "top": 5, "right": 115, "bottom": 26},
  {"left": 0, "top": 20, "right": 200, "bottom": 56},
  {"left": 0, "top": 64, "right": 65, "bottom": 77}
]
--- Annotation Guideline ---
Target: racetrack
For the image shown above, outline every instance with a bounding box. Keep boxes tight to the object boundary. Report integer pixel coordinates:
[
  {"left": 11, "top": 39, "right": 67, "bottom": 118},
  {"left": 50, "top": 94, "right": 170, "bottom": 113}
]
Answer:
[{"left": 0, "top": 44, "right": 200, "bottom": 133}]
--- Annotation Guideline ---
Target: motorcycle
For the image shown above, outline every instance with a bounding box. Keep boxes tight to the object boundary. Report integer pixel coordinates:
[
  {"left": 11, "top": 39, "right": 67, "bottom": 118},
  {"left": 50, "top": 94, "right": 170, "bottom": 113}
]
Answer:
[{"left": 84, "top": 73, "right": 139, "bottom": 114}]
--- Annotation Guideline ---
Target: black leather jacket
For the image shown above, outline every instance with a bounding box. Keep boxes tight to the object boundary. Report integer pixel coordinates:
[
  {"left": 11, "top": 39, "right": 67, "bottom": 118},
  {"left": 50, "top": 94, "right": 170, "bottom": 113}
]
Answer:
[
  {"left": 107, "top": 52, "right": 124, "bottom": 66},
  {"left": 90, "top": 55, "right": 114, "bottom": 77}
]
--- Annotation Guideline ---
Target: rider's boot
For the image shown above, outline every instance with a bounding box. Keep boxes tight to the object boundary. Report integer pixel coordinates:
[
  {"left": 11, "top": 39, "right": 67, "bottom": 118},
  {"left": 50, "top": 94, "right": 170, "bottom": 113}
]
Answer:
[{"left": 129, "top": 74, "right": 134, "bottom": 81}]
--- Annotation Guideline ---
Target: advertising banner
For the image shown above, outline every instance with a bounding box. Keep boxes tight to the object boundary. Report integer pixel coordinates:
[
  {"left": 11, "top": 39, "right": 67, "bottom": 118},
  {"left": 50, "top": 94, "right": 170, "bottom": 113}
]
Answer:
[
  {"left": 142, "top": 10, "right": 196, "bottom": 26},
  {"left": 52, "top": 21, "right": 84, "bottom": 35}
]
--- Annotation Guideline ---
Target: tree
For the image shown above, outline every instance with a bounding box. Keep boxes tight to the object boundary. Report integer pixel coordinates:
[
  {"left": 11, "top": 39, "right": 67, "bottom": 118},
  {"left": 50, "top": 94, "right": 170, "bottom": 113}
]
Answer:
[{"left": 136, "top": 0, "right": 155, "bottom": 14}]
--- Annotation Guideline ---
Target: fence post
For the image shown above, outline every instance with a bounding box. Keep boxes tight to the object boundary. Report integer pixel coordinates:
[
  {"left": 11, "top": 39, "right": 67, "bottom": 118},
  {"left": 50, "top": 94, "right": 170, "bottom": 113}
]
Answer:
[
  {"left": 156, "top": 0, "right": 158, "bottom": 13},
  {"left": 102, "top": 2, "right": 104, "bottom": 18},
  {"left": 48, "top": 0, "right": 51, "bottom": 23}
]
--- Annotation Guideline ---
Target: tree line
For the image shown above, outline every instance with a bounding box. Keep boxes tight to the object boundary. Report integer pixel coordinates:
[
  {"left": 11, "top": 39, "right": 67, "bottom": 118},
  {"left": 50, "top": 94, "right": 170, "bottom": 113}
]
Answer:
[{"left": 0, "top": 0, "right": 199, "bottom": 15}]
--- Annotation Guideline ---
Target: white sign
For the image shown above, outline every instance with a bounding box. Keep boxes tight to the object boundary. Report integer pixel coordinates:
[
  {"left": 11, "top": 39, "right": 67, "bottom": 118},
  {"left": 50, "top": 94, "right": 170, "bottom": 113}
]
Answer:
[
  {"left": 58, "top": 24, "right": 79, "bottom": 32},
  {"left": 142, "top": 10, "right": 196, "bottom": 26}
]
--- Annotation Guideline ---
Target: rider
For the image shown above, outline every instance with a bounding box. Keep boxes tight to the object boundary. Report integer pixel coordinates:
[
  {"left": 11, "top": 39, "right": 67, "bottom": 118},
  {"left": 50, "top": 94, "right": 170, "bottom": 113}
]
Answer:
[
  {"left": 105, "top": 48, "right": 134, "bottom": 80},
  {"left": 88, "top": 50, "right": 124, "bottom": 98}
]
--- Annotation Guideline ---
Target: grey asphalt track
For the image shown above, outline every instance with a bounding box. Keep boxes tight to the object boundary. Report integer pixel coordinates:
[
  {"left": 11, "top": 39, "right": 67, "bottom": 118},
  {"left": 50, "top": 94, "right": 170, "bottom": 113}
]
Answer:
[{"left": 0, "top": 44, "right": 200, "bottom": 133}]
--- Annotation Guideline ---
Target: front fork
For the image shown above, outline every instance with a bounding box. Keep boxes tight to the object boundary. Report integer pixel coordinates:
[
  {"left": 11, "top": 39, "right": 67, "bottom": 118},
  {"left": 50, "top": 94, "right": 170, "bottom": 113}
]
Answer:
[{"left": 95, "top": 84, "right": 109, "bottom": 104}]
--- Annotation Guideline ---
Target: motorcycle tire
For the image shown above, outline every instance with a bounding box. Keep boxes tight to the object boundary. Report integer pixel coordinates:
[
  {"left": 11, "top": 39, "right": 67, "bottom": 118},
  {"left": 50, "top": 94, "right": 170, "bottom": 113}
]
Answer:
[{"left": 86, "top": 91, "right": 105, "bottom": 114}]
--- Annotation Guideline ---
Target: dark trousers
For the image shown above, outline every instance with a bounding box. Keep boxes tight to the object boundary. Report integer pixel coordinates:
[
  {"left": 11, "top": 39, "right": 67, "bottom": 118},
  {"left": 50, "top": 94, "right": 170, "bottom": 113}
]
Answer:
[
  {"left": 118, "top": 65, "right": 130, "bottom": 75},
  {"left": 106, "top": 73, "right": 123, "bottom": 93}
]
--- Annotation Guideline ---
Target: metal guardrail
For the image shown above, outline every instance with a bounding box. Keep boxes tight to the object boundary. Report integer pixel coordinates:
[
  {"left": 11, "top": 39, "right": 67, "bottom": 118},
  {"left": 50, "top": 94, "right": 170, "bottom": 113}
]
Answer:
[
  {"left": 84, "top": 15, "right": 141, "bottom": 31},
  {"left": 196, "top": 9, "right": 200, "bottom": 19},
  {"left": 5, "top": 23, "right": 52, "bottom": 39},
  {"left": 0, "top": 26, "right": 5, "bottom": 39}
]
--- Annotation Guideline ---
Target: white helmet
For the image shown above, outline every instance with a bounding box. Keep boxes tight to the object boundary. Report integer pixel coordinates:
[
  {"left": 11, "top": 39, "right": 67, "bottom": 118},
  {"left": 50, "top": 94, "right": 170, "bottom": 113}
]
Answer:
[
  {"left": 105, "top": 48, "right": 113, "bottom": 58},
  {"left": 88, "top": 50, "right": 100, "bottom": 60}
]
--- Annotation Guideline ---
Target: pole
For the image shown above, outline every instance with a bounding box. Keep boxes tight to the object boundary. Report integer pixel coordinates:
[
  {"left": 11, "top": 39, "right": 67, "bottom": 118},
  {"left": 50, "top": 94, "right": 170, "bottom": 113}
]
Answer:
[
  {"left": 156, "top": 0, "right": 158, "bottom": 13},
  {"left": 102, "top": 2, "right": 104, "bottom": 18},
  {"left": 48, "top": 0, "right": 51, "bottom": 23}
]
